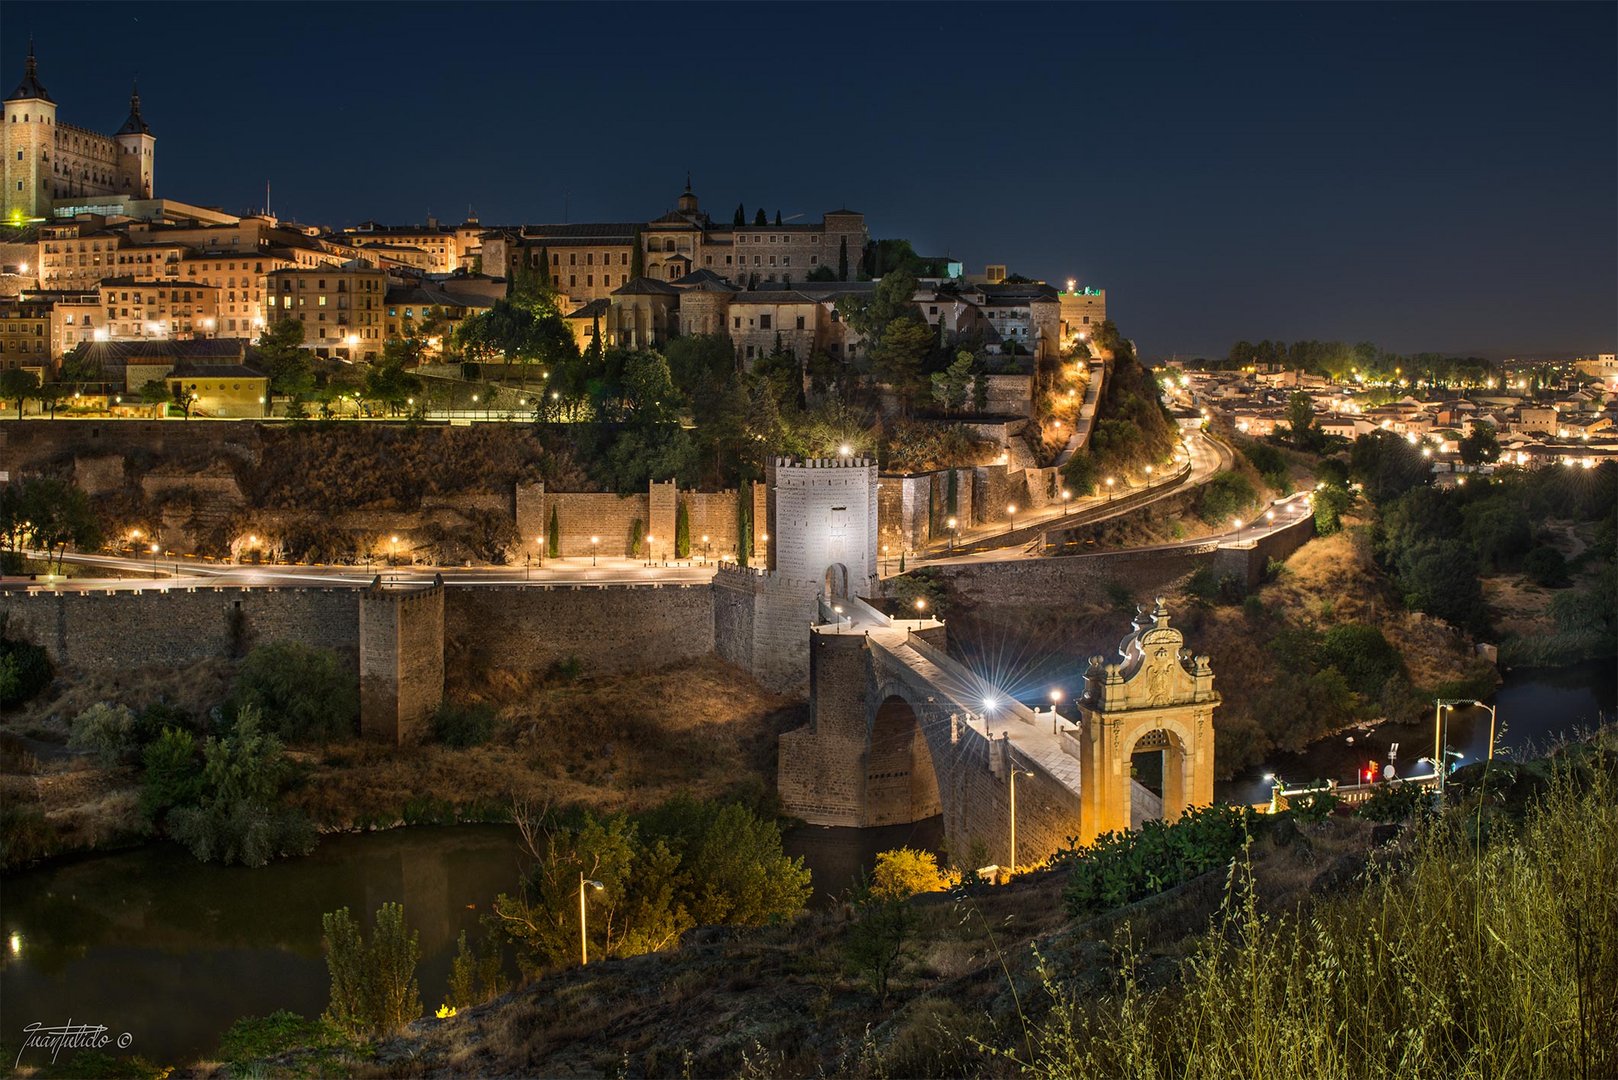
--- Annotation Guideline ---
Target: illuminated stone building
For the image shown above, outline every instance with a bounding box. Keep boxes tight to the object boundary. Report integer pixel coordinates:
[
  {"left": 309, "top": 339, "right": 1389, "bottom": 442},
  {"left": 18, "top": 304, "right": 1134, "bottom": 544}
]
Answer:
[{"left": 4, "top": 45, "right": 155, "bottom": 221}]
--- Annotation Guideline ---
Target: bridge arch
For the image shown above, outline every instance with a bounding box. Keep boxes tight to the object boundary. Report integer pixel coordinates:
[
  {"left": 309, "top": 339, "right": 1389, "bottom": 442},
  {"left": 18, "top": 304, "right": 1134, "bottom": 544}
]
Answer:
[
  {"left": 862, "top": 692, "right": 944, "bottom": 826},
  {"left": 1125, "top": 721, "right": 1194, "bottom": 828},
  {"left": 822, "top": 562, "right": 849, "bottom": 600}
]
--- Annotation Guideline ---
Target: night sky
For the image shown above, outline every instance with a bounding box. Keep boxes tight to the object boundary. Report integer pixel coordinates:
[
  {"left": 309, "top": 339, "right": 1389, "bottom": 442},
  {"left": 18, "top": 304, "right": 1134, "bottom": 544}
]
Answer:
[{"left": 5, "top": 2, "right": 1613, "bottom": 361}]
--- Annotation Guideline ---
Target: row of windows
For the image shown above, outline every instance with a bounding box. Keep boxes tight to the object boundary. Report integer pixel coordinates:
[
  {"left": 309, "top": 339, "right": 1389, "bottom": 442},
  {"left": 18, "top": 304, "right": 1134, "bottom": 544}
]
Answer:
[
  {"left": 732, "top": 314, "right": 809, "bottom": 331},
  {"left": 736, "top": 234, "right": 820, "bottom": 245}
]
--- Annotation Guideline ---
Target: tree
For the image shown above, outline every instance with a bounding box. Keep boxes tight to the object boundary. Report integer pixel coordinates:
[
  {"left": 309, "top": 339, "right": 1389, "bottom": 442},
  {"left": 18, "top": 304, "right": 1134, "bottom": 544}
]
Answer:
[
  {"left": 139, "top": 726, "right": 202, "bottom": 824},
  {"left": 754, "top": 207, "right": 767, "bottom": 226},
  {"left": 871, "top": 847, "right": 953, "bottom": 901},
  {"left": 675, "top": 499, "right": 691, "bottom": 558},
  {"left": 322, "top": 902, "right": 422, "bottom": 1037},
  {"left": 629, "top": 228, "right": 644, "bottom": 279},
  {"left": 254, "top": 318, "right": 310, "bottom": 416},
  {"left": 1285, "top": 391, "right": 1316, "bottom": 448},
  {"left": 774, "top": 209, "right": 782, "bottom": 225},
  {"left": 164, "top": 706, "right": 315, "bottom": 867},
  {"left": 1523, "top": 545, "right": 1570, "bottom": 587},
  {"left": 227, "top": 641, "right": 360, "bottom": 742},
  {"left": 838, "top": 236, "right": 849, "bottom": 281},
  {"left": 1459, "top": 424, "right": 1500, "bottom": 468},
  {"left": 733, "top": 203, "right": 745, "bottom": 226},
  {"left": 361, "top": 348, "right": 422, "bottom": 417},
  {"left": 171, "top": 381, "right": 197, "bottom": 419},
  {"left": 8, "top": 475, "right": 100, "bottom": 574},
  {"left": 0, "top": 367, "right": 39, "bottom": 418},
  {"left": 68, "top": 702, "right": 137, "bottom": 767},
  {"left": 547, "top": 505, "right": 560, "bottom": 559},
  {"left": 929, "top": 350, "right": 975, "bottom": 414}
]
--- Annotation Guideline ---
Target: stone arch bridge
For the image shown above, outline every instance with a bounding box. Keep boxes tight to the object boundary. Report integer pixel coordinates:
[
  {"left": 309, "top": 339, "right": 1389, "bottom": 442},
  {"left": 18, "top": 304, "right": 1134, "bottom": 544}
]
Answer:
[{"left": 779, "top": 596, "right": 1219, "bottom": 867}]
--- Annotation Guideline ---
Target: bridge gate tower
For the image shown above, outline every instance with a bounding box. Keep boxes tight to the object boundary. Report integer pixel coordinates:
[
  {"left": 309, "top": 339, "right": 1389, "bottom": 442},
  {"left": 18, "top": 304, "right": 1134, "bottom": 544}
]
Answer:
[{"left": 1076, "top": 599, "right": 1220, "bottom": 844}]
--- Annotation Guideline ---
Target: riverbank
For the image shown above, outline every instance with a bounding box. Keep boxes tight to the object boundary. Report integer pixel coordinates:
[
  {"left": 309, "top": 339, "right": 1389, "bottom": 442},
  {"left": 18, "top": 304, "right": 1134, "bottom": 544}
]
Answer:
[{"left": 0, "top": 655, "right": 797, "bottom": 872}]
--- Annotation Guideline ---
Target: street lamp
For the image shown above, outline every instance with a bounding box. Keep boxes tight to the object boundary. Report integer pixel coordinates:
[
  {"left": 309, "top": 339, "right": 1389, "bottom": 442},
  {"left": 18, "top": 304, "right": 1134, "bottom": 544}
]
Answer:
[
  {"left": 1049, "top": 688, "right": 1064, "bottom": 734},
  {"left": 946, "top": 516, "right": 958, "bottom": 552},
  {"left": 1233, "top": 517, "right": 1244, "bottom": 545},
  {"left": 701, "top": 534, "right": 710, "bottom": 564},
  {"left": 883, "top": 544, "right": 890, "bottom": 575},
  {"left": 590, "top": 535, "right": 599, "bottom": 567},
  {"left": 389, "top": 534, "right": 400, "bottom": 566},
  {"left": 1006, "top": 503, "right": 1017, "bottom": 534},
  {"left": 150, "top": 542, "right": 161, "bottom": 579},
  {"left": 1009, "top": 766, "right": 1035, "bottom": 873},
  {"left": 1106, "top": 477, "right": 1115, "bottom": 502},
  {"left": 838, "top": 443, "right": 852, "bottom": 457},
  {"left": 645, "top": 534, "right": 655, "bottom": 567},
  {"left": 536, "top": 535, "right": 544, "bottom": 570},
  {"left": 1265, "top": 508, "right": 1276, "bottom": 528},
  {"left": 1061, "top": 488, "right": 1072, "bottom": 512},
  {"left": 1144, "top": 464, "right": 1154, "bottom": 491},
  {"left": 579, "top": 873, "right": 604, "bottom": 965},
  {"left": 913, "top": 597, "right": 928, "bottom": 625}
]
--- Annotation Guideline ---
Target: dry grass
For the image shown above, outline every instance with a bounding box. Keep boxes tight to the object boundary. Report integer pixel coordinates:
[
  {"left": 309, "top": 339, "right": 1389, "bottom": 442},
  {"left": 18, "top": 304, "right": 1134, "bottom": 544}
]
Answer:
[{"left": 291, "top": 656, "right": 796, "bottom": 828}]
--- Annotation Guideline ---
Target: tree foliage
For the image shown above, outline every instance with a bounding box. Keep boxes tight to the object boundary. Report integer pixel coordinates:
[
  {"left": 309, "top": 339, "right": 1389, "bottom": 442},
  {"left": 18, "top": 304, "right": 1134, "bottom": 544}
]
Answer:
[{"left": 227, "top": 642, "right": 359, "bottom": 743}]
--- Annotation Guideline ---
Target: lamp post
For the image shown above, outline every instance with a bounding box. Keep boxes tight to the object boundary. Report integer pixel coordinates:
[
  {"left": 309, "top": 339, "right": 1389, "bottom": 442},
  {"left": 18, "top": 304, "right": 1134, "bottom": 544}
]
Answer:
[
  {"left": 1144, "top": 464, "right": 1154, "bottom": 491},
  {"left": 579, "top": 873, "right": 604, "bottom": 965},
  {"left": 1009, "top": 766, "right": 1035, "bottom": 873},
  {"left": 946, "top": 517, "right": 958, "bottom": 553},
  {"left": 1106, "top": 477, "right": 1115, "bottom": 502},
  {"left": 645, "top": 534, "right": 655, "bottom": 567},
  {"left": 389, "top": 534, "right": 400, "bottom": 567},
  {"left": 1061, "top": 489, "right": 1071, "bottom": 513},
  {"left": 913, "top": 597, "right": 928, "bottom": 626},
  {"left": 701, "top": 534, "right": 710, "bottom": 565},
  {"left": 590, "top": 535, "right": 599, "bottom": 567},
  {"left": 1049, "top": 688, "right": 1064, "bottom": 734},
  {"left": 1233, "top": 517, "right": 1244, "bottom": 545},
  {"left": 1006, "top": 503, "right": 1017, "bottom": 535},
  {"left": 150, "top": 542, "right": 160, "bottom": 579}
]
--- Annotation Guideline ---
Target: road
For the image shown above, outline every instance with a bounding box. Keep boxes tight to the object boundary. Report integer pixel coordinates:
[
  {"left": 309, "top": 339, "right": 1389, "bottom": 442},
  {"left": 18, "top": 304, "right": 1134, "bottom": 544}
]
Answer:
[
  {"left": 8, "top": 551, "right": 720, "bottom": 592},
  {"left": 903, "top": 428, "right": 1233, "bottom": 569}
]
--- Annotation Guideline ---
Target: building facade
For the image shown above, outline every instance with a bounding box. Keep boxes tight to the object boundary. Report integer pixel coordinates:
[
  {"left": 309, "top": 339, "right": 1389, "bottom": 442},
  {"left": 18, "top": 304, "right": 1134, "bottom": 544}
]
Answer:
[
  {"left": 4, "top": 45, "right": 155, "bottom": 221},
  {"left": 264, "top": 264, "right": 387, "bottom": 360}
]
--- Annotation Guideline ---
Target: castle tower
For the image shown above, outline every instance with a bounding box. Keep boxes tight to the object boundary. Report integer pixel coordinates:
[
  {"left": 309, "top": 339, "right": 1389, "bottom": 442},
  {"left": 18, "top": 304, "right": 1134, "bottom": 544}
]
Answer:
[
  {"left": 676, "top": 174, "right": 698, "bottom": 216},
  {"left": 766, "top": 455, "right": 879, "bottom": 599},
  {"left": 1076, "top": 599, "right": 1219, "bottom": 844},
  {"left": 114, "top": 79, "right": 155, "bottom": 199},
  {"left": 3, "top": 42, "right": 57, "bottom": 219}
]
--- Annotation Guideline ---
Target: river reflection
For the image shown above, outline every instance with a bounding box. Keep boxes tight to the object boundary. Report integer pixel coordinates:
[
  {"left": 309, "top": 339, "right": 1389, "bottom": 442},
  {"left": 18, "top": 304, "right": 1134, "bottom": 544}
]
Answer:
[{"left": 1, "top": 814, "right": 942, "bottom": 1064}]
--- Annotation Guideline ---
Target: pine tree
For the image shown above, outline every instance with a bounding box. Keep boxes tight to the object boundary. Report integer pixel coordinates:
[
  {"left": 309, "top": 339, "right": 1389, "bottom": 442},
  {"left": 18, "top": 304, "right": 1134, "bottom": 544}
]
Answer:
[
  {"left": 675, "top": 500, "right": 691, "bottom": 558},
  {"left": 754, "top": 208, "right": 767, "bottom": 226},
  {"left": 774, "top": 209, "right": 782, "bottom": 225},
  {"left": 733, "top": 203, "right": 745, "bottom": 226},
  {"left": 737, "top": 498, "right": 751, "bottom": 567},
  {"left": 838, "top": 237, "right": 849, "bottom": 281},
  {"left": 629, "top": 229, "right": 644, "bottom": 279},
  {"left": 547, "top": 505, "right": 560, "bottom": 559}
]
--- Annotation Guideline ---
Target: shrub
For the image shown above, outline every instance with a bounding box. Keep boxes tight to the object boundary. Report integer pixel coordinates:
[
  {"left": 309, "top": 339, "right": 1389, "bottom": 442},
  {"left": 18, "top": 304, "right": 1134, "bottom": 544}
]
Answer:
[
  {"left": 1060, "top": 451, "right": 1099, "bottom": 497},
  {"left": 1197, "top": 473, "right": 1257, "bottom": 525},
  {"left": 845, "top": 899, "right": 916, "bottom": 1004},
  {"left": 0, "top": 636, "right": 52, "bottom": 708},
  {"left": 1312, "top": 482, "right": 1354, "bottom": 535},
  {"left": 165, "top": 708, "right": 315, "bottom": 867},
  {"left": 1523, "top": 545, "right": 1570, "bottom": 587},
  {"left": 431, "top": 701, "right": 496, "bottom": 748},
  {"left": 1319, "top": 624, "right": 1404, "bottom": 699},
  {"left": 215, "top": 1011, "right": 344, "bottom": 1066},
  {"left": 228, "top": 641, "right": 359, "bottom": 743},
  {"left": 870, "top": 847, "right": 955, "bottom": 901},
  {"left": 1355, "top": 779, "right": 1429, "bottom": 822},
  {"left": 1060, "top": 803, "right": 1256, "bottom": 916},
  {"left": 139, "top": 727, "right": 202, "bottom": 824},
  {"left": 68, "top": 702, "right": 138, "bottom": 767}
]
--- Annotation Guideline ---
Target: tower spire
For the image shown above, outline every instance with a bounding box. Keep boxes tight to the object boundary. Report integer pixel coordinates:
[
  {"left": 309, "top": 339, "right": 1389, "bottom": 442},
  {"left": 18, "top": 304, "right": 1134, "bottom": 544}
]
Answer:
[{"left": 7, "top": 38, "right": 53, "bottom": 103}]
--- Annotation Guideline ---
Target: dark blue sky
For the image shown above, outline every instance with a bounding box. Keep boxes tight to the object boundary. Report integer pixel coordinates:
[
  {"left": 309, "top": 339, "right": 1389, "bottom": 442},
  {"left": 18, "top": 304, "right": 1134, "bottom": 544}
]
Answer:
[{"left": 6, "top": 2, "right": 1613, "bottom": 361}]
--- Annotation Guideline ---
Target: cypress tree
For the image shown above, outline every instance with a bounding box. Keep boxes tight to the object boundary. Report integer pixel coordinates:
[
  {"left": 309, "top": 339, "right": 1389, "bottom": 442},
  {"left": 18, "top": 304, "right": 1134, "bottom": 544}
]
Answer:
[
  {"left": 547, "top": 505, "right": 560, "bottom": 559},
  {"left": 754, "top": 208, "right": 767, "bottom": 226},
  {"left": 947, "top": 468, "right": 958, "bottom": 515},
  {"left": 774, "top": 209, "right": 782, "bottom": 225},
  {"left": 629, "top": 518, "right": 645, "bottom": 558},
  {"left": 737, "top": 497, "right": 751, "bottom": 567},
  {"left": 838, "top": 237, "right": 849, "bottom": 281},
  {"left": 536, "top": 247, "right": 551, "bottom": 288},
  {"left": 733, "top": 203, "right": 745, "bottom": 226},
  {"left": 629, "top": 229, "right": 644, "bottom": 279},
  {"left": 675, "top": 500, "right": 691, "bottom": 558}
]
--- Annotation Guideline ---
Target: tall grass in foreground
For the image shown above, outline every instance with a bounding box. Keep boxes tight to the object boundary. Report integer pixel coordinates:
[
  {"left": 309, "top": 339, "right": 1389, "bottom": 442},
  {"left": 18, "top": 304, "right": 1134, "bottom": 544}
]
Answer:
[{"left": 1021, "top": 759, "right": 1617, "bottom": 1079}]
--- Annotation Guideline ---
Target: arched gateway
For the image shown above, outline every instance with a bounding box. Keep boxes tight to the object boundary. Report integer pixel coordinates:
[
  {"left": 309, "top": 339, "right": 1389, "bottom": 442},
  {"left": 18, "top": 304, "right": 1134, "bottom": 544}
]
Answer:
[{"left": 1077, "top": 599, "right": 1220, "bottom": 844}]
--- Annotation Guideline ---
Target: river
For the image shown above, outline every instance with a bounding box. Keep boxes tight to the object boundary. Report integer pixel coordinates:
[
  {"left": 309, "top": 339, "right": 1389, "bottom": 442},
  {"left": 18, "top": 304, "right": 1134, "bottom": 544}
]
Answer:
[
  {"left": 0, "top": 816, "right": 942, "bottom": 1065},
  {"left": 4, "top": 660, "right": 1606, "bottom": 1066},
  {"left": 1217, "top": 658, "right": 1617, "bottom": 806}
]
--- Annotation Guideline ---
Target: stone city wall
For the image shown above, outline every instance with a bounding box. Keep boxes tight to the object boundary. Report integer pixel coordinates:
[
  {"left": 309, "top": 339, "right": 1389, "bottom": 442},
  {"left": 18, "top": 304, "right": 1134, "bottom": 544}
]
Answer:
[
  {"left": 442, "top": 583, "right": 715, "bottom": 677},
  {"left": 0, "top": 585, "right": 364, "bottom": 672},
  {"left": 516, "top": 483, "right": 752, "bottom": 561}
]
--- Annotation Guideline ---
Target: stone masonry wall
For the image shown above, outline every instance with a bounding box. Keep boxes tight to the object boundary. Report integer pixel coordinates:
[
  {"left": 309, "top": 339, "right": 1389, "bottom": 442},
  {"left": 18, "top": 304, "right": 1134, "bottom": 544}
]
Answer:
[
  {"left": 516, "top": 483, "right": 751, "bottom": 562},
  {"left": 0, "top": 586, "right": 363, "bottom": 672},
  {"left": 778, "top": 631, "right": 871, "bottom": 824},
  {"left": 442, "top": 584, "right": 714, "bottom": 677},
  {"left": 358, "top": 582, "right": 445, "bottom": 744}
]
